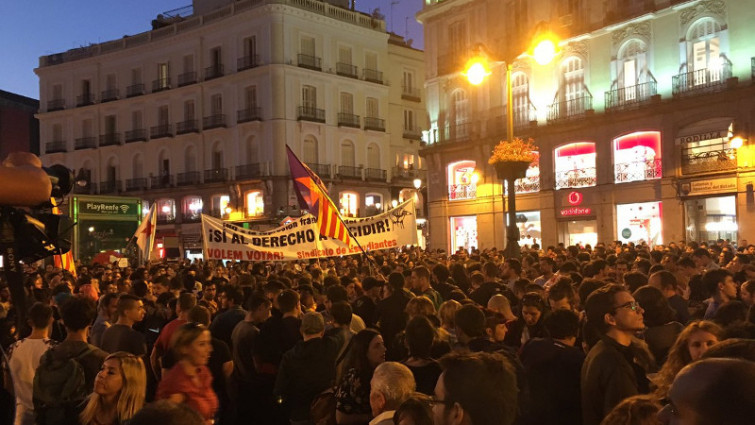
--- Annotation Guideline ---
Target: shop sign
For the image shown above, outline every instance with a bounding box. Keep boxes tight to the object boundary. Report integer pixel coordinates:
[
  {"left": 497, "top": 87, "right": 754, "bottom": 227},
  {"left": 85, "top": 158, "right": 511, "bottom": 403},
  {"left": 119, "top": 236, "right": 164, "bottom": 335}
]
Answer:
[
  {"left": 568, "top": 191, "right": 583, "bottom": 206},
  {"left": 688, "top": 178, "right": 737, "bottom": 196},
  {"left": 675, "top": 130, "right": 726, "bottom": 145},
  {"left": 621, "top": 228, "right": 632, "bottom": 239},
  {"left": 560, "top": 206, "right": 593, "bottom": 217},
  {"left": 79, "top": 200, "right": 140, "bottom": 217}
]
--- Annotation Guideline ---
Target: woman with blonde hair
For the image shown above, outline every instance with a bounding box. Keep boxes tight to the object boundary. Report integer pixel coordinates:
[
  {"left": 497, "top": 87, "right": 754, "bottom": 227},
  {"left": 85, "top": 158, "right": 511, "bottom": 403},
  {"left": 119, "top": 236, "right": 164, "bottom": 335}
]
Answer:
[
  {"left": 652, "top": 320, "right": 723, "bottom": 400},
  {"left": 79, "top": 352, "right": 146, "bottom": 425}
]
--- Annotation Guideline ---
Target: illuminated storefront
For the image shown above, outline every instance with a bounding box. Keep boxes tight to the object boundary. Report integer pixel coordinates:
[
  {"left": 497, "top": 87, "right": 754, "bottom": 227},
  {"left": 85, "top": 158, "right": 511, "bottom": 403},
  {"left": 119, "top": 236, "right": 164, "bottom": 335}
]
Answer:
[
  {"left": 450, "top": 216, "right": 477, "bottom": 253},
  {"left": 614, "top": 131, "right": 662, "bottom": 183},
  {"left": 555, "top": 190, "right": 598, "bottom": 247},
  {"left": 616, "top": 201, "right": 663, "bottom": 246},
  {"left": 554, "top": 142, "right": 597, "bottom": 190},
  {"left": 448, "top": 161, "right": 477, "bottom": 201},
  {"left": 507, "top": 211, "right": 542, "bottom": 246},
  {"left": 685, "top": 194, "right": 738, "bottom": 243}
]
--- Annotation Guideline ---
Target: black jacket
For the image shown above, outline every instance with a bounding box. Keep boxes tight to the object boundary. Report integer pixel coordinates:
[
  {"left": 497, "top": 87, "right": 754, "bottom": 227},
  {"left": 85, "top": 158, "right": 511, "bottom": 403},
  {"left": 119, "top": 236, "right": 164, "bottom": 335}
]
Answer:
[{"left": 375, "top": 291, "right": 411, "bottom": 351}]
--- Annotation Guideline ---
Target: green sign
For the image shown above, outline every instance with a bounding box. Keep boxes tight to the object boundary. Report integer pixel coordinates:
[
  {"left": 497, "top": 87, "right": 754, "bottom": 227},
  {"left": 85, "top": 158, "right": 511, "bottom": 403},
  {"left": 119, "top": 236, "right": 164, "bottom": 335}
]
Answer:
[
  {"left": 79, "top": 200, "right": 139, "bottom": 217},
  {"left": 621, "top": 228, "right": 632, "bottom": 239}
]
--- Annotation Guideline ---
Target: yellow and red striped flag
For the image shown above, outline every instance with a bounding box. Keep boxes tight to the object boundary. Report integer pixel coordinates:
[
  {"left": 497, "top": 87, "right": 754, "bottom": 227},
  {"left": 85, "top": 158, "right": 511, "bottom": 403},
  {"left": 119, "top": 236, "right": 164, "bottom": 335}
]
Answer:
[{"left": 51, "top": 199, "right": 77, "bottom": 277}]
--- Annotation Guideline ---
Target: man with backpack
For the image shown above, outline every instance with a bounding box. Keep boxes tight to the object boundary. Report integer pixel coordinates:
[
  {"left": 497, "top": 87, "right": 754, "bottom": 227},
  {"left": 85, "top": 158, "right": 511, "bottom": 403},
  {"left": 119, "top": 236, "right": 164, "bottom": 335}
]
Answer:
[{"left": 33, "top": 296, "right": 108, "bottom": 425}]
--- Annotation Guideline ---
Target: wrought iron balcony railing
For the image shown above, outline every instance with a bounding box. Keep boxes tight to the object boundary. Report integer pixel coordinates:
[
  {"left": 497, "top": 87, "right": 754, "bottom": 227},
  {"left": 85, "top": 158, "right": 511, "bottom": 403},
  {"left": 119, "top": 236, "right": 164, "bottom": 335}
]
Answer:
[
  {"left": 402, "top": 86, "right": 421, "bottom": 102},
  {"left": 126, "top": 84, "right": 145, "bottom": 97},
  {"left": 75, "top": 137, "right": 97, "bottom": 150},
  {"left": 77, "top": 93, "right": 95, "bottom": 107},
  {"left": 308, "top": 163, "right": 331, "bottom": 178},
  {"left": 681, "top": 148, "right": 737, "bottom": 175},
  {"left": 98, "top": 133, "right": 121, "bottom": 147},
  {"left": 178, "top": 71, "right": 197, "bottom": 86},
  {"left": 403, "top": 127, "right": 423, "bottom": 140},
  {"left": 297, "top": 54, "right": 322, "bottom": 71},
  {"left": 615, "top": 159, "right": 662, "bottom": 183},
  {"left": 337, "top": 112, "right": 360, "bottom": 128},
  {"left": 672, "top": 61, "right": 733, "bottom": 97},
  {"left": 235, "top": 163, "right": 261, "bottom": 180},
  {"left": 99, "top": 180, "right": 121, "bottom": 194},
  {"left": 150, "top": 124, "right": 173, "bottom": 139},
  {"left": 364, "top": 117, "right": 385, "bottom": 132},
  {"left": 338, "top": 165, "right": 361, "bottom": 179},
  {"left": 237, "top": 55, "right": 260, "bottom": 71},
  {"left": 125, "top": 178, "right": 148, "bottom": 192},
  {"left": 177, "top": 171, "right": 201, "bottom": 186},
  {"left": 152, "top": 78, "right": 171, "bottom": 92},
  {"left": 150, "top": 175, "right": 174, "bottom": 189},
  {"left": 177, "top": 119, "right": 199, "bottom": 134},
  {"left": 365, "top": 168, "right": 387, "bottom": 181},
  {"left": 45, "top": 140, "right": 67, "bottom": 154},
  {"left": 336, "top": 62, "right": 358, "bottom": 78},
  {"left": 363, "top": 68, "right": 383, "bottom": 84},
  {"left": 237, "top": 107, "right": 262, "bottom": 123},
  {"left": 439, "top": 122, "right": 472, "bottom": 143},
  {"left": 204, "top": 168, "right": 228, "bottom": 183},
  {"left": 298, "top": 106, "right": 325, "bottom": 123},
  {"left": 392, "top": 167, "right": 425, "bottom": 181},
  {"left": 125, "top": 129, "right": 147, "bottom": 143},
  {"left": 101, "top": 89, "right": 119, "bottom": 102},
  {"left": 204, "top": 64, "right": 224, "bottom": 80},
  {"left": 555, "top": 168, "right": 597, "bottom": 189},
  {"left": 203, "top": 114, "right": 226, "bottom": 129},
  {"left": 547, "top": 94, "right": 593, "bottom": 122},
  {"left": 448, "top": 184, "right": 476, "bottom": 201},
  {"left": 605, "top": 80, "right": 657, "bottom": 110},
  {"left": 47, "top": 99, "right": 65, "bottom": 111}
]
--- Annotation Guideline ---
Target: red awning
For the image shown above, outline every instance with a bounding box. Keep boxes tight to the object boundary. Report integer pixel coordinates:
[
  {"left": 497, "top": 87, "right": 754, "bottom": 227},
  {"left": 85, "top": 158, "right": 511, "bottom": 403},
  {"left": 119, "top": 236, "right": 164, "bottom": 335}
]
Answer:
[
  {"left": 555, "top": 142, "right": 595, "bottom": 158},
  {"left": 614, "top": 131, "right": 661, "bottom": 154}
]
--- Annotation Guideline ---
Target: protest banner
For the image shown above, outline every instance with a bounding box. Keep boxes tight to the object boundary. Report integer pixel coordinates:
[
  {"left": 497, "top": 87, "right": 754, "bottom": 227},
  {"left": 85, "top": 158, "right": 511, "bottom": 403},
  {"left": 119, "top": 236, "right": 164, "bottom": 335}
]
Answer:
[{"left": 201, "top": 199, "right": 418, "bottom": 261}]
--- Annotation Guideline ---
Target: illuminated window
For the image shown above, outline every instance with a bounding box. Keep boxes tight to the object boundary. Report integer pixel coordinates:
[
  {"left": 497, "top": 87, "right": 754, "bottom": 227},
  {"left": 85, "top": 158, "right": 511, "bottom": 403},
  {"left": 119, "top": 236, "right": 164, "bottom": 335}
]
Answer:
[
  {"left": 212, "top": 195, "right": 231, "bottom": 218},
  {"left": 182, "top": 196, "right": 203, "bottom": 221},
  {"left": 614, "top": 131, "right": 662, "bottom": 183},
  {"left": 511, "top": 72, "right": 530, "bottom": 127},
  {"left": 554, "top": 142, "right": 596, "bottom": 189},
  {"left": 365, "top": 193, "right": 383, "bottom": 215},
  {"left": 340, "top": 192, "right": 358, "bottom": 217},
  {"left": 617, "top": 201, "right": 663, "bottom": 246},
  {"left": 447, "top": 160, "right": 477, "bottom": 201},
  {"left": 157, "top": 199, "right": 176, "bottom": 222},
  {"left": 246, "top": 191, "right": 264, "bottom": 217}
]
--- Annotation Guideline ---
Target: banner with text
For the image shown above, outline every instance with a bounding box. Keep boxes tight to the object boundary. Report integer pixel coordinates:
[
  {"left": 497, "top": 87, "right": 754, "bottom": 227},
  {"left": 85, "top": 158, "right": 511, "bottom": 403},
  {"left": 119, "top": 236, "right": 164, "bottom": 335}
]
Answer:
[{"left": 201, "top": 199, "right": 418, "bottom": 261}]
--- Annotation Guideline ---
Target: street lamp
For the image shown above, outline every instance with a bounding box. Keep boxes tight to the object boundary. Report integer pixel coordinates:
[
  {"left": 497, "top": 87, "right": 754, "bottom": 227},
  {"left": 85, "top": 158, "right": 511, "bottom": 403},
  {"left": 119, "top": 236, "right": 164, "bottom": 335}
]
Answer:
[{"left": 465, "top": 32, "right": 559, "bottom": 259}]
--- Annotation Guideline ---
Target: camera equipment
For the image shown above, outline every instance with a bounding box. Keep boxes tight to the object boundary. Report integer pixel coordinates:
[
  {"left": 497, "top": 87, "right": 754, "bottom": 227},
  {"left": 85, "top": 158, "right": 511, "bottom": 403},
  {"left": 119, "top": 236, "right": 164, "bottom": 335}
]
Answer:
[{"left": 0, "top": 164, "right": 75, "bottom": 333}]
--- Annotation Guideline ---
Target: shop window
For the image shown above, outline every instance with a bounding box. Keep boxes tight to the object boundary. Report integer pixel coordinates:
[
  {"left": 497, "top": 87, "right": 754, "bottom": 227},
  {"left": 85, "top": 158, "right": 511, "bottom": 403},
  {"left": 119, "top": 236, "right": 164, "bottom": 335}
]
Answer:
[
  {"left": 506, "top": 152, "right": 540, "bottom": 194},
  {"left": 340, "top": 192, "right": 358, "bottom": 217},
  {"left": 246, "top": 191, "right": 264, "bottom": 217},
  {"left": 617, "top": 201, "right": 662, "bottom": 246},
  {"left": 157, "top": 199, "right": 176, "bottom": 223},
  {"left": 506, "top": 211, "right": 541, "bottom": 247},
  {"left": 447, "top": 160, "right": 477, "bottom": 200},
  {"left": 365, "top": 193, "right": 383, "bottom": 215},
  {"left": 681, "top": 126, "right": 738, "bottom": 175},
  {"left": 614, "top": 131, "right": 662, "bottom": 183},
  {"left": 558, "top": 220, "right": 597, "bottom": 248},
  {"left": 211, "top": 195, "right": 231, "bottom": 218},
  {"left": 554, "top": 142, "right": 596, "bottom": 189},
  {"left": 685, "top": 195, "right": 737, "bottom": 243},
  {"left": 450, "top": 216, "right": 477, "bottom": 253},
  {"left": 182, "top": 196, "right": 203, "bottom": 221}
]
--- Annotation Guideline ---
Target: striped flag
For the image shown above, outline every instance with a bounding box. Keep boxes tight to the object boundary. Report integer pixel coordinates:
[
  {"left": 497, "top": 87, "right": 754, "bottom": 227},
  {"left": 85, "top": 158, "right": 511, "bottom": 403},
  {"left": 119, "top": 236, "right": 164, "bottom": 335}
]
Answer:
[
  {"left": 286, "top": 145, "right": 351, "bottom": 246},
  {"left": 51, "top": 199, "right": 77, "bottom": 278}
]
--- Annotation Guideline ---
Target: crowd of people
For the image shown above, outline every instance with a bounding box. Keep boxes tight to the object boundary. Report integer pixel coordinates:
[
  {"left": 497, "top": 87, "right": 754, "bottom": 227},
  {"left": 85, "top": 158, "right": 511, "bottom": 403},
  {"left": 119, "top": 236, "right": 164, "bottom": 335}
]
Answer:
[{"left": 0, "top": 239, "right": 754, "bottom": 425}]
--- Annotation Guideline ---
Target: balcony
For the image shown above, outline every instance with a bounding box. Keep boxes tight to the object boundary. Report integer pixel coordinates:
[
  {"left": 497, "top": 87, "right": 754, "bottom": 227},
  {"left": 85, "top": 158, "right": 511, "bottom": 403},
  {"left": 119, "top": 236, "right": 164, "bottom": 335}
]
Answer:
[
  {"left": 45, "top": 140, "right": 67, "bottom": 154},
  {"left": 47, "top": 99, "right": 65, "bottom": 112},
  {"left": 125, "top": 129, "right": 147, "bottom": 143},
  {"left": 365, "top": 168, "right": 387, "bottom": 181},
  {"left": 605, "top": 79, "right": 657, "bottom": 111},
  {"left": 338, "top": 165, "right": 361, "bottom": 179},
  {"left": 150, "top": 175, "right": 174, "bottom": 189},
  {"left": 448, "top": 184, "right": 476, "bottom": 201},
  {"left": 337, "top": 113, "right": 360, "bottom": 128},
  {"left": 402, "top": 86, "right": 421, "bottom": 102},
  {"left": 336, "top": 62, "right": 358, "bottom": 79},
  {"left": 672, "top": 62, "right": 733, "bottom": 97},
  {"left": 101, "top": 89, "right": 119, "bottom": 102},
  {"left": 152, "top": 78, "right": 171, "bottom": 93},
  {"left": 364, "top": 117, "right": 385, "bottom": 132},
  {"left": 363, "top": 68, "right": 383, "bottom": 84},
  {"left": 555, "top": 168, "right": 597, "bottom": 189},
  {"left": 178, "top": 71, "right": 197, "bottom": 87},
  {"left": 177, "top": 119, "right": 199, "bottom": 134},
  {"left": 439, "top": 122, "right": 472, "bottom": 143},
  {"left": 204, "top": 64, "right": 224, "bottom": 80},
  {"left": 392, "top": 167, "right": 425, "bottom": 181},
  {"left": 150, "top": 124, "right": 173, "bottom": 139},
  {"left": 177, "top": 171, "right": 201, "bottom": 186},
  {"left": 308, "top": 163, "right": 332, "bottom": 178},
  {"left": 238, "top": 55, "right": 260, "bottom": 71},
  {"left": 403, "top": 127, "right": 423, "bottom": 140},
  {"left": 298, "top": 106, "right": 325, "bottom": 123},
  {"left": 615, "top": 159, "right": 662, "bottom": 183},
  {"left": 203, "top": 114, "right": 226, "bottom": 129},
  {"left": 681, "top": 148, "right": 737, "bottom": 175},
  {"left": 235, "top": 163, "right": 262, "bottom": 180},
  {"left": 297, "top": 54, "right": 322, "bottom": 71},
  {"left": 99, "top": 133, "right": 121, "bottom": 147},
  {"left": 204, "top": 168, "right": 228, "bottom": 183},
  {"left": 74, "top": 137, "right": 97, "bottom": 150},
  {"left": 125, "top": 178, "right": 148, "bottom": 192},
  {"left": 126, "top": 84, "right": 145, "bottom": 97},
  {"left": 237, "top": 107, "right": 262, "bottom": 123},
  {"left": 76, "top": 93, "right": 95, "bottom": 107},
  {"left": 99, "top": 180, "right": 121, "bottom": 194},
  {"left": 547, "top": 93, "right": 593, "bottom": 123}
]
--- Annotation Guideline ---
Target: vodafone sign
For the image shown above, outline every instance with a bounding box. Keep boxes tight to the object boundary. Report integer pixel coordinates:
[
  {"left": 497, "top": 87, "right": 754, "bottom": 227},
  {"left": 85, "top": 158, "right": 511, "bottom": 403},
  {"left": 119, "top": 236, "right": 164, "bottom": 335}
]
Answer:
[
  {"left": 567, "top": 191, "right": 583, "bottom": 206},
  {"left": 558, "top": 190, "right": 594, "bottom": 217}
]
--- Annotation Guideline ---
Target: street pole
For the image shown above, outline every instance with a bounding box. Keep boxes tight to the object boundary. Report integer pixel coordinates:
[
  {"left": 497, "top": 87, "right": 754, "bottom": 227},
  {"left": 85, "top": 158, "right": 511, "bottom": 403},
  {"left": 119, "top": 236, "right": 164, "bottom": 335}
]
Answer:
[{"left": 504, "top": 62, "right": 521, "bottom": 259}]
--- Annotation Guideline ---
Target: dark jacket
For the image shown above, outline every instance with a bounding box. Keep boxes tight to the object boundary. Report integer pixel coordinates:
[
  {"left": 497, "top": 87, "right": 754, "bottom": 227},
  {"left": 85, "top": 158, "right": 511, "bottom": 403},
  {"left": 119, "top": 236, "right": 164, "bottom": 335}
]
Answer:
[
  {"left": 210, "top": 306, "right": 246, "bottom": 350},
  {"left": 581, "top": 336, "right": 654, "bottom": 425},
  {"left": 274, "top": 337, "right": 337, "bottom": 421},
  {"left": 255, "top": 315, "right": 302, "bottom": 374},
  {"left": 375, "top": 291, "right": 411, "bottom": 354}
]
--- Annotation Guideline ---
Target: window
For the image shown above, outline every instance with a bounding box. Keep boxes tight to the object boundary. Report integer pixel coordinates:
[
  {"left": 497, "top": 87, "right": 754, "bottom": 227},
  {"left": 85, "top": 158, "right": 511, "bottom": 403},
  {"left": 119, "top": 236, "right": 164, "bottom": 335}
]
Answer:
[
  {"left": 560, "top": 56, "right": 585, "bottom": 115},
  {"left": 52, "top": 124, "right": 63, "bottom": 141},
  {"left": 184, "top": 100, "right": 195, "bottom": 120},
  {"left": 367, "top": 144, "right": 380, "bottom": 169},
  {"left": 303, "top": 137, "right": 318, "bottom": 163},
  {"left": 52, "top": 84, "right": 63, "bottom": 100},
  {"left": 366, "top": 97, "right": 379, "bottom": 117},
  {"left": 246, "top": 136, "right": 259, "bottom": 164},
  {"left": 245, "top": 86, "right": 257, "bottom": 109},
  {"left": 365, "top": 193, "right": 383, "bottom": 214},
  {"left": 452, "top": 90, "right": 468, "bottom": 138},
  {"left": 183, "top": 196, "right": 203, "bottom": 220},
  {"left": 365, "top": 52, "right": 377, "bottom": 71},
  {"left": 301, "top": 36, "right": 315, "bottom": 56},
  {"left": 246, "top": 191, "right": 264, "bottom": 217},
  {"left": 512, "top": 153, "right": 540, "bottom": 194},
  {"left": 688, "top": 18, "right": 724, "bottom": 84},
  {"left": 339, "top": 46, "right": 352, "bottom": 64},
  {"left": 131, "top": 68, "right": 142, "bottom": 85},
  {"left": 404, "top": 110, "right": 415, "bottom": 131},
  {"left": 211, "top": 94, "right": 222, "bottom": 115},
  {"left": 104, "top": 115, "right": 116, "bottom": 135},
  {"left": 511, "top": 72, "right": 529, "bottom": 127},
  {"left": 618, "top": 40, "right": 647, "bottom": 93},
  {"left": 105, "top": 74, "right": 116, "bottom": 91},
  {"left": 183, "top": 55, "right": 194, "bottom": 73},
  {"left": 447, "top": 160, "right": 477, "bottom": 200},
  {"left": 339, "top": 192, "right": 358, "bottom": 217},
  {"left": 244, "top": 36, "right": 257, "bottom": 58},
  {"left": 211, "top": 47, "right": 222, "bottom": 67},
  {"left": 185, "top": 146, "right": 197, "bottom": 172},
  {"left": 613, "top": 131, "right": 662, "bottom": 183},
  {"left": 133, "top": 154, "right": 144, "bottom": 179},
  {"left": 403, "top": 70, "right": 415, "bottom": 91},
  {"left": 554, "top": 142, "right": 596, "bottom": 189},
  {"left": 157, "top": 63, "right": 169, "bottom": 86},
  {"left": 81, "top": 80, "right": 91, "bottom": 97},
  {"left": 212, "top": 142, "right": 223, "bottom": 169},
  {"left": 158, "top": 105, "right": 169, "bottom": 126},
  {"left": 448, "top": 21, "right": 467, "bottom": 55},
  {"left": 157, "top": 199, "right": 176, "bottom": 222},
  {"left": 341, "top": 141, "right": 355, "bottom": 167},
  {"left": 131, "top": 110, "right": 142, "bottom": 129},
  {"left": 340, "top": 92, "right": 354, "bottom": 114},
  {"left": 617, "top": 201, "right": 663, "bottom": 246},
  {"left": 82, "top": 119, "right": 93, "bottom": 137},
  {"left": 302, "top": 86, "right": 317, "bottom": 108},
  {"left": 212, "top": 195, "right": 231, "bottom": 217}
]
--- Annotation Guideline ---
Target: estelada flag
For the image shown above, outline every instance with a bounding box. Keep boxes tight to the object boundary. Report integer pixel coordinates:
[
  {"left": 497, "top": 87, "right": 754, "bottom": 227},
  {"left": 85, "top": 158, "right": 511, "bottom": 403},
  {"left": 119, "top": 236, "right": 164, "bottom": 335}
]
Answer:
[
  {"left": 286, "top": 145, "right": 351, "bottom": 246},
  {"left": 51, "top": 199, "right": 76, "bottom": 278}
]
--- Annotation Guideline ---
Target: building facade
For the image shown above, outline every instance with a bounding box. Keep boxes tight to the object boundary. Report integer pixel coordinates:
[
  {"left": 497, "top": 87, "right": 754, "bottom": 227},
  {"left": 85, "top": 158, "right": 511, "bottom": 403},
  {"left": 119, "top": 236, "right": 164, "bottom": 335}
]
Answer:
[
  {"left": 36, "top": 0, "right": 425, "bottom": 260},
  {"left": 0, "top": 90, "right": 39, "bottom": 158},
  {"left": 418, "top": 0, "right": 755, "bottom": 252}
]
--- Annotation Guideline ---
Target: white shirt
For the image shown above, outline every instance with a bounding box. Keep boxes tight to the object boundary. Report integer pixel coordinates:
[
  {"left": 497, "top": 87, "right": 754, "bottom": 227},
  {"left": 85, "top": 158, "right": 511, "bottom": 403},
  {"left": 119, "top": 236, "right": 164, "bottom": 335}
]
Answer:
[
  {"left": 7, "top": 338, "right": 55, "bottom": 410},
  {"left": 369, "top": 410, "right": 396, "bottom": 425}
]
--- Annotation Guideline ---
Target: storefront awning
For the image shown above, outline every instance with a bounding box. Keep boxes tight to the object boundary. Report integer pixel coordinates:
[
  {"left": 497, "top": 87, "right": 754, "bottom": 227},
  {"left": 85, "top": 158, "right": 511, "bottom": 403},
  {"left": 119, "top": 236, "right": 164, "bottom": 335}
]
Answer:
[{"left": 675, "top": 117, "right": 733, "bottom": 145}]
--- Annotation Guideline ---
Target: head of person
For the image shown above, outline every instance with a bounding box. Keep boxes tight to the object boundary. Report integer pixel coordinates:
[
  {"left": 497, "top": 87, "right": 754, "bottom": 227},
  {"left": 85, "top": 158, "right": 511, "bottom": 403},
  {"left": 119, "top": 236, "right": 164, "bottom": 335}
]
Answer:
[
  {"left": 344, "top": 328, "right": 386, "bottom": 376},
  {"left": 330, "top": 301, "right": 353, "bottom": 327},
  {"left": 547, "top": 279, "right": 576, "bottom": 311},
  {"left": 600, "top": 395, "right": 661, "bottom": 425},
  {"left": 116, "top": 294, "right": 146, "bottom": 323},
  {"left": 128, "top": 400, "right": 204, "bottom": 425},
  {"left": 362, "top": 277, "right": 384, "bottom": 300},
  {"left": 520, "top": 292, "right": 546, "bottom": 327},
  {"left": 658, "top": 358, "right": 755, "bottom": 425},
  {"left": 405, "top": 315, "right": 436, "bottom": 359},
  {"left": 170, "top": 322, "right": 213, "bottom": 367},
  {"left": 481, "top": 262, "right": 499, "bottom": 281},
  {"left": 394, "top": 395, "right": 434, "bottom": 425},
  {"left": 60, "top": 295, "right": 97, "bottom": 333},
  {"left": 244, "top": 295, "right": 272, "bottom": 323},
  {"left": 543, "top": 308, "right": 580, "bottom": 345},
  {"left": 412, "top": 266, "right": 432, "bottom": 291},
  {"left": 300, "top": 311, "right": 325, "bottom": 339},
  {"left": 741, "top": 280, "right": 755, "bottom": 307},
  {"left": 187, "top": 305, "right": 211, "bottom": 326},
  {"left": 486, "top": 294, "right": 514, "bottom": 317},
  {"left": 80, "top": 352, "right": 147, "bottom": 425},
  {"left": 454, "top": 304, "right": 486, "bottom": 343},
  {"left": 702, "top": 269, "right": 737, "bottom": 302},
  {"left": 484, "top": 313, "right": 508, "bottom": 343},
  {"left": 433, "top": 352, "right": 518, "bottom": 425},
  {"left": 406, "top": 296, "right": 436, "bottom": 320},
  {"left": 633, "top": 286, "right": 676, "bottom": 328},
  {"left": 438, "top": 300, "right": 462, "bottom": 330},
  {"left": 28, "top": 302, "right": 53, "bottom": 331},
  {"left": 502, "top": 259, "right": 522, "bottom": 279},
  {"left": 98, "top": 292, "right": 120, "bottom": 321},
  {"left": 220, "top": 286, "right": 244, "bottom": 309},
  {"left": 538, "top": 257, "right": 555, "bottom": 275},
  {"left": 692, "top": 247, "right": 712, "bottom": 268},
  {"left": 623, "top": 271, "right": 649, "bottom": 293},
  {"left": 176, "top": 292, "right": 197, "bottom": 316},
  {"left": 324, "top": 284, "right": 348, "bottom": 312},
  {"left": 648, "top": 270, "right": 679, "bottom": 299},
  {"left": 202, "top": 282, "right": 217, "bottom": 301},
  {"left": 277, "top": 289, "right": 301, "bottom": 316},
  {"left": 387, "top": 272, "right": 405, "bottom": 295},
  {"left": 369, "top": 362, "right": 416, "bottom": 417},
  {"left": 584, "top": 284, "right": 644, "bottom": 336}
]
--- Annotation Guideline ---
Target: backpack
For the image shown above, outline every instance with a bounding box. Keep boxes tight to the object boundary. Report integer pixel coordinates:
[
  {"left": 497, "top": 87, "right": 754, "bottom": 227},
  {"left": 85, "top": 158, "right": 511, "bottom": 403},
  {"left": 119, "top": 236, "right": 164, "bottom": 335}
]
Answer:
[
  {"left": 33, "top": 346, "right": 95, "bottom": 425},
  {"left": 310, "top": 387, "right": 337, "bottom": 425}
]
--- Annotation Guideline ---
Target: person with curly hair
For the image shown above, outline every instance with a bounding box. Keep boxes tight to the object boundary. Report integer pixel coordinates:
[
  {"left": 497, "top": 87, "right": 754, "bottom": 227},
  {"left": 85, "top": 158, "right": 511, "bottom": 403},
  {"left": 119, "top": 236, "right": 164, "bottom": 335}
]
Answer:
[{"left": 600, "top": 395, "right": 661, "bottom": 425}]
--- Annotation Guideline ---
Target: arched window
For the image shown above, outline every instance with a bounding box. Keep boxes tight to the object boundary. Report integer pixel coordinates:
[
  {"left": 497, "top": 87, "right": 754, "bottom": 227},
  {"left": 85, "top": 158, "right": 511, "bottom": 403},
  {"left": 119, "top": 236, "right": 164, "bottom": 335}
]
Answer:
[
  {"left": 185, "top": 145, "right": 197, "bottom": 173},
  {"left": 158, "top": 150, "right": 171, "bottom": 187},
  {"left": 560, "top": 56, "right": 585, "bottom": 116},
  {"left": 341, "top": 140, "right": 355, "bottom": 167},
  {"left": 303, "top": 137, "right": 318, "bottom": 164},
  {"left": 511, "top": 72, "right": 530, "bottom": 127},
  {"left": 452, "top": 90, "right": 469, "bottom": 138},
  {"left": 339, "top": 192, "right": 358, "bottom": 217},
  {"left": 613, "top": 131, "right": 662, "bottom": 183},
  {"left": 447, "top": 160, "right": 477, "bottom": 200},
  {"left": 157, "top": 198, "right": 176, "bottom": 222},
  {"left": 104, "top": 157, "right": 119, "bottom": 193},
  {"left": 687, "top": 18, "right": 725, "bottom": 83},
  {"left": 554, "top": 142, "right": 596, "bottom": 189},
  {"left": 246, "top": 191, "right": 264, "bottom": 217},
  {"left": 211, "top": 194, "right": 231, "bottom": 218},
  {"left": 618, "top": 39, "right": 648, "bottom": 96},
  {"left": 365, "top": 192, "right": 383, "bottom": 215},
  {"left": 366, "top": 143, "right": 380, "bottom": 169},
  {"left": 182, "top": 196, "right": 203, "bottom": 221}
]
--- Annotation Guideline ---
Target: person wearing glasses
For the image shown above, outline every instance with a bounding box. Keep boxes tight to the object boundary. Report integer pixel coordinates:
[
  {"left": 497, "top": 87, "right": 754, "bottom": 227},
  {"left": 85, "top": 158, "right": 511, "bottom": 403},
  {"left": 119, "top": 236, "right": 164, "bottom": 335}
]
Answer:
[
  {"left": 581, "top": 284, "right": 656, "bottom": 425},
  {"left": 79, "top": 352, "right": 146, "bottom": 425}
]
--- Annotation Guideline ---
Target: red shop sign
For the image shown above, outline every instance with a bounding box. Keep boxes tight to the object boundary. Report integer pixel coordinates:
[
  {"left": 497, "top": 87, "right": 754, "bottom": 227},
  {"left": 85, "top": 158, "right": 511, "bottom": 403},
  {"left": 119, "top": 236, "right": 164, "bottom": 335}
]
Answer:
[{"left": 560, "top": 206, "right": 593, "bottom": 217}]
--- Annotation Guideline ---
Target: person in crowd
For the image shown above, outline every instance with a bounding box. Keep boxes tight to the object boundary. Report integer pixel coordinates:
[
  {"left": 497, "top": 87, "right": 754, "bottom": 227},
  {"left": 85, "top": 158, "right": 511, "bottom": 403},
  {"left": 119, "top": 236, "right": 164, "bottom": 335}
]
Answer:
[
  {"left": 692, "top": 248, "right": 718, "bottom": 272},
  {"left": 633, "top": 286, "right": 683, "bottom": 364},
  {"left": 501, "top": 259, "right": 522, "bottom": 291},
  {"left": 581, "top": 284, "right": 655, "bottom": 425},
  {"left": 336, "top": 329, "right": 386, "bottom": 425},
  {"left": 100, "top": 294, "right": 147, "bottom": 356},
  {"left": 210, "top": 286, "right": 245, "bottom": 350},
  {"left": 503, "top": 292, "right": 548, "bottom": 349},
  {"left": 740, "top": 280, "right": 754, "bottom": 307},
  {"left": 368, "top": 362, "right": 416, "bottom": 425},
  {"left": 623, "top": 272, "right": 649, "bottom": 294},
  {"left": 325, "top": 301, "right": 355, "bottom": 381},
  {"left": 648, "top": 270, "right": 689, "bottom": 324},
  {"left": 79, "top": 352, "right": 146, "bottom": 425},
  {"left": 431, "top": 352, "right": 518, "bottom": 425},
  {"left": 325, "top": 285, "right": 367, "bottom": 334},
  {"left": 486, "top": 294, "right": 516, "bottom": 321},
  {"left": 5, "top": 303, "right": 55, "bottom": 425},
  {"left": 128, "top": 400, "right": 205, "bottom": 425},
  {"left": 437, "top": 300, "right": 462, "bottom": 346},
  {"left": 614, "top": 260, "right": 630, "bottom": 284},
  {"left": 652, "top": 320, "right": 723, "bottom": 401},
  {"left": 657, "top": 358, "right": 755, "bottom": 425},
  {"left": 392, "top": 395, "right": 433, "bottom": 425},
  {"left": 702, "top": 269, "right": 737, "bottom": 319},
  {"left": 600, "top": 395, "right": 661, "bottom": 425},
  {"left": 156, "top": 322, "right": 218, "bottom": 424},
  {"left": 469, "top": 262, "right": 502, "bottom": 306},
  {"left": 375, "top": 273, "right": 412, "bottom": 360},
  {"left": 274, "top": 312, "right": 337, "bottom": 425},
  {"left": 534, "top": 257, "right": 556, "bottom": 288},
  {"left": 547, "top": 278, "right": 578, "bottom": 311},
  {"left": 410, "top": 267, "right": 442, "bottom": 311},
  {"left": 198, "top": 281, "right": 218, "bottom": 317},
  {"left": 353, "top": 277, "right": 383, "bottom": 329},
  {"left": 402, "top": 316, "right": 442, "bottom": 396},
  {"left": 150, "top": 293, "right": 196, "bottom": 378},
  {"left": 519, "top": 309, "right": 584, "bottom": 425},
  {"left": 91, "top": 293, "right": 119, "bottom": 349}
]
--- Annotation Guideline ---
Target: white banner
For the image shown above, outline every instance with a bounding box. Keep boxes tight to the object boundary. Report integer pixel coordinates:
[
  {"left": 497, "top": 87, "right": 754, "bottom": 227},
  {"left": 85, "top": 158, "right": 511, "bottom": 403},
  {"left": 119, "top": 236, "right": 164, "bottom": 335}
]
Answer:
[{"left": 201, "top": 199, "right": 418, "bottom": 261}]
